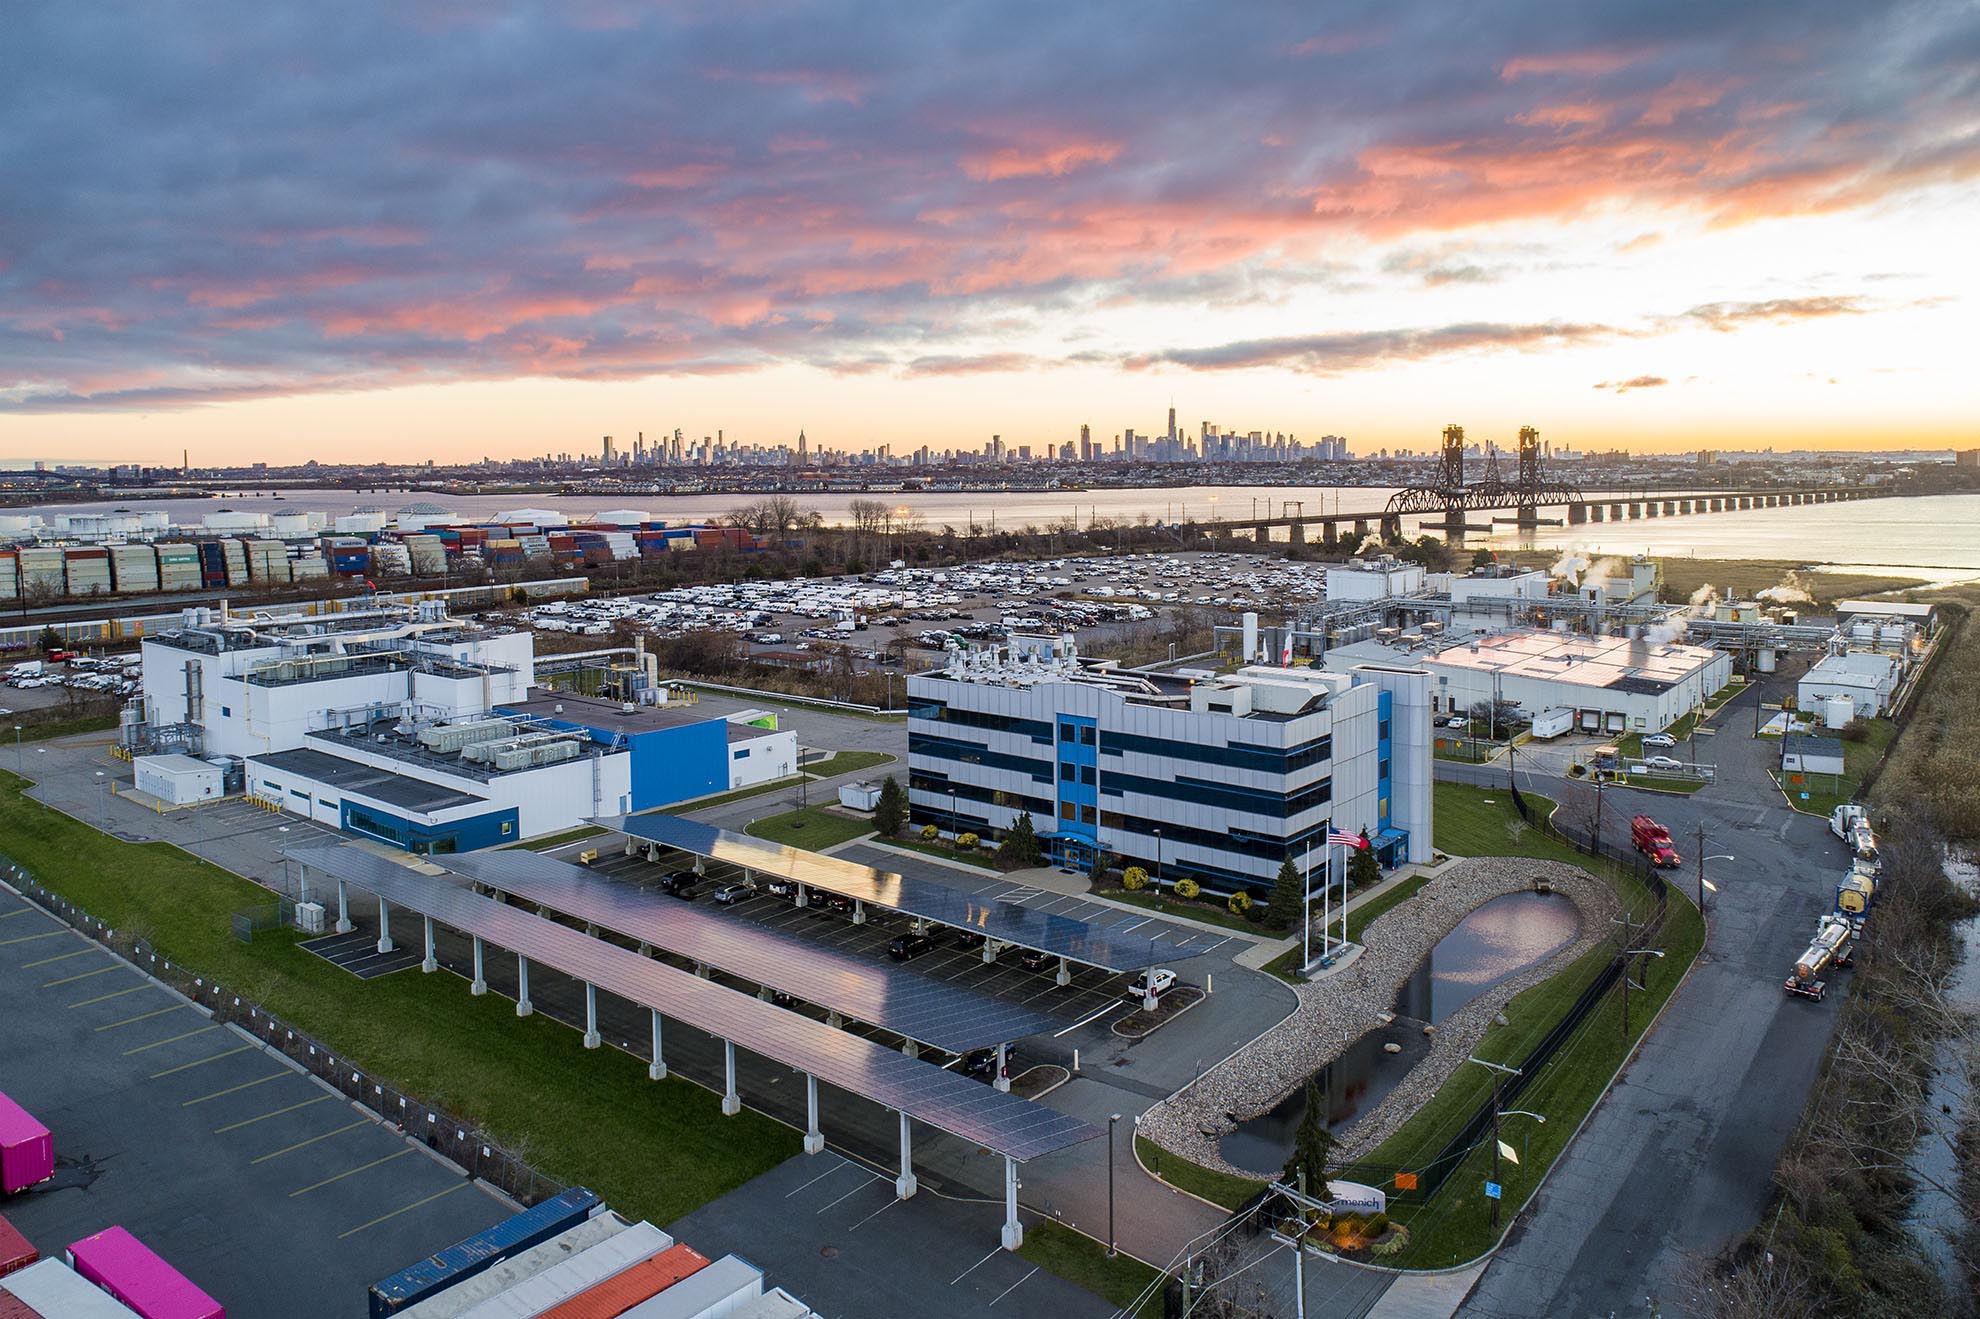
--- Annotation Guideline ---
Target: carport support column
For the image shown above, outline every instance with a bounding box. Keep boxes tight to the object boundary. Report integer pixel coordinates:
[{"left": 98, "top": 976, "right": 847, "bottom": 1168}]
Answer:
[
  {"left": 803, "top": 1074, "right": 825, "bottom": 1154},
  {"left": 334, "top": 878, "right": 352, "bottom": 933},
  {"left": 516, "top": 954, "right": 533, "bottom": 1017},
  {"left": 895, "top": 1112, "right": 918, "bottom": 1199},
  {"left": 995, "top": 1042, "right": 1010, "bottom": 1094},
  {"left": 376, "top": 897, "right": 395, "bottom": 955},
  {"left": 722, "top": 1041, "right": 741, "bottom": 1115},
  {"left": 420, "top": 915, "right": 436, "bottom": 973},
  {"left": 1056, "top": 956, "right": 1072, "bottom": 987},
  {"left": 648, "top": 1010, "right": 666, "bottom": 1080},
  {"left": 470, "top": 936, "right": 487, "bottom": 994},
  {"left": 853, "top": 899, "right": 867, "bottom": 926},
  {"left": 796, "top": 882, "right": 808, "bottom": 909},
  {"left": 1001, "top": 1155, "right": 1023, "bottom": 1250},
  {"left": 583, "top": 982, "right": 601, "bottom": 1049}
]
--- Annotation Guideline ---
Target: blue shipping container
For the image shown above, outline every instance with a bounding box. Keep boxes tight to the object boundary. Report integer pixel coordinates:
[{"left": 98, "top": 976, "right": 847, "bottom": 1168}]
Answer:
[{"left": 367, "top": 1186, "right": 601, "bottom": 1318}]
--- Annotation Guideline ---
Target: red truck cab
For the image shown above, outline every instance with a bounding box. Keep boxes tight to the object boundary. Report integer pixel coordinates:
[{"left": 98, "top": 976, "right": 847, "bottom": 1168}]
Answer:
[{"left": 1631, "top": 815, "right": 1681, "bottom": 868}]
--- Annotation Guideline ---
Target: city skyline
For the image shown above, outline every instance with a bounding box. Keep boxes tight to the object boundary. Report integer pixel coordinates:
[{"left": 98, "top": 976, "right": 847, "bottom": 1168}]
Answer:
[{"left": 3, "top": 3, "right": 1976, "bottom": 464}]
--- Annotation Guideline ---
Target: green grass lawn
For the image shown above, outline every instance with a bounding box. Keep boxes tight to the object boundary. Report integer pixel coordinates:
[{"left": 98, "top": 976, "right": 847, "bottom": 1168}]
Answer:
[
  {"left": 1369, "top": 896, "right": 1704, "bottom": 1267},
  {"left": 743, "top": 806, "right": 875, "bottom": 850},
  {"left": 1135, "top": 1135, "right": 1266, "bottom": 1212},
  {"left": 1262, "top": 873, "right": 1432, "bottom": 981},
  {"left": 1433, "top": 783, "right": 1584, "bottom": 865},
  {"left": 0, "top": 770, "right": 798, "bottom": 1224},
  {"left": 802, "top": 749, "right": 896, "bottom": 779},
  {"left": 1772, "top": 719, "right": 1895, "bottom": 818},
  {"left": 12, "top": 707, "right": 121, "bottom": 742},
  {"left": 1018, "top": 1222, "right": 1163, "bottom": 1318}
]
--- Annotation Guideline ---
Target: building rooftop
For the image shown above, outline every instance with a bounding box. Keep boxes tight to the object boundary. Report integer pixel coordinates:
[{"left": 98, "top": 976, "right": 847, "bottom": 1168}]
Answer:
[
  {"left": 1333, "top": 628, "right": 1720, "bottom": 695},
  {"left": 498, "top": 692, "right": 722, "bottom": 736},
  {"left": 1804, "top": 651, "right": 1899, "bottom": 680},
  {"left": 1783, "top": 734, "right": 1845, "bottom": 761},
  {"left": 253, "top": 746, "right": 487, "bottom": 814}
]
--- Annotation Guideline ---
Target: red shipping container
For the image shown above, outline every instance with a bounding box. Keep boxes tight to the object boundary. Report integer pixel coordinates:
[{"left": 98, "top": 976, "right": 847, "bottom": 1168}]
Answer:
[
  {"left": 0, "top": 1211, "right": 37, "bottom": 1278},
  {"left": 0, "top": 1092, "right": 52, "bottom": 1196},
  {"left": 533, "top": 1244, "right": 709, "bottom": 1319},
  {"left": 0, "top": 1293, "right": 40, "bottom": 1319}
]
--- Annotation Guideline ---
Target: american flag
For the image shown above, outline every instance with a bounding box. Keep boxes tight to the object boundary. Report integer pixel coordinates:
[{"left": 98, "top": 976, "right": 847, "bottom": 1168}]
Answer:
[{"left": 1327, "top": 829, "right": 1368, "bottom": 849}]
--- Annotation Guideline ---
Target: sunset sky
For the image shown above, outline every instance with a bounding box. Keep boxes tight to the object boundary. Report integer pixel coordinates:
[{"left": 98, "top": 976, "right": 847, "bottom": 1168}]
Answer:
[{"left": 2, "top": 2, "right": 1976, "bottom": 464}]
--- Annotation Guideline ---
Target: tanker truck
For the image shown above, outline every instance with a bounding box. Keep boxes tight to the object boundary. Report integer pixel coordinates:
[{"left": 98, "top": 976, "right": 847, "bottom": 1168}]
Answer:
[
  {"left": 1785, "top": 915, "right": 1856, "bottom": 1001},
  {"left": 1835, "top": 859, "right": 1879, "bottom": 920}
]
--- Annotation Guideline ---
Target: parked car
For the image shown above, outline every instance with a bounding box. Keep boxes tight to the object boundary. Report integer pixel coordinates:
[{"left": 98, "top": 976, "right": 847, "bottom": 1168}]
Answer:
[
  {"left": 963, "top": 1046, "right": 1016, "bottom": 1079},
  {"left": 658, "top": 870, "right": 699, "bottom": 894},
  {"left": 712, "top": 882, "right": 754, "bottom": 905},
  {"left": 888, "top": 933, "right": 934, "bottom": 961},
  {"left": 1127, "top": 968, "right": 1177, "bottom": 1001},
  {"left": 765, "top": 878, "right": 796, "bottom": 899},
  {"left": 1641, "top": 733, "right": 1678, "bottom": 749},
  {"left": 1643, "top": 755, "right": 1683, "bottom": 771},
  {"left": 818, "top": 892, "right": 853, "bottom": 913},
  {"left": 1445, "top": 716, "right": 1469, "bottom": 730},
  {"left": 1017, "top": 948, "right": 1052, "bottom": 971},
  {"left": 951, "top": 930, "right": 987, "bottom": 950}
]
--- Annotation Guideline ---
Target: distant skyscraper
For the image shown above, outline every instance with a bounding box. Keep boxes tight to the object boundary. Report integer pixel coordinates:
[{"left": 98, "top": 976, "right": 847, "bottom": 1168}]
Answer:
[
  {"left": 601, "top": 435, "right": 615, "bottom": 465},
  {"left": 1079, "top": 423, "right": 1091, "bottom": 463},
  {"left": 796, "top": 429, "right": 808, "bottom": 467}
]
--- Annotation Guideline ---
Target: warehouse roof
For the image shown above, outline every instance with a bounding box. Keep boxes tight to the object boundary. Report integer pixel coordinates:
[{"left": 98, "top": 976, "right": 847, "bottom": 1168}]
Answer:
[
  {"left": 498, "top": 693, "right": 722, "bottom": 736},
  {"left": 1783, "top": 734, "right": 1845, "bottom": 762},
  {"left": 284, "top": 844, "right": 1099, "bottom": 1162}
]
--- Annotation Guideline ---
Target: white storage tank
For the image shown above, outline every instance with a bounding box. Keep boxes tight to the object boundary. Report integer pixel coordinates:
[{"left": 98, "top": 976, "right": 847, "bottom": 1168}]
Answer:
[{"left": 1823, "top": 694, "right": 1856, "bottom": 728}]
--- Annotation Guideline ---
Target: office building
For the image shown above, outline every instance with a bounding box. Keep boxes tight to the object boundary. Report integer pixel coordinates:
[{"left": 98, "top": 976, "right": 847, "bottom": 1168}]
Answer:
[{"left": 907, "top": 637, "right": 1432, "bottom": 895}]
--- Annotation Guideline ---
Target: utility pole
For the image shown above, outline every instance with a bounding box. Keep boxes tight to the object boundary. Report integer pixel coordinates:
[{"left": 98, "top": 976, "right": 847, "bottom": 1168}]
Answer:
[
  {"left": 1464, "top": 1057, "right": 1530, "bottom": 1230},
  {"left": 1614, "top": 913, "right": 1667, "bottom": 1040},
  {"left": 1695, "top": 823, "right": 1705, "bottom": 913}
]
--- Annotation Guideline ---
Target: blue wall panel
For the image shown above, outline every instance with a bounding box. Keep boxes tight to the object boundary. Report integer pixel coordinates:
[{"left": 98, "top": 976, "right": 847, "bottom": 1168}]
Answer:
[{"left": 630, "top": 720, "right": 728, "bottom": 809}]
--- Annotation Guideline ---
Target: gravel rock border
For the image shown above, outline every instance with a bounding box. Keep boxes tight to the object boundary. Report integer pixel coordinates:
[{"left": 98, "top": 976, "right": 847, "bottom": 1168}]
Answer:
[{"left": 1138, "top": 855, "right": 1622, "bottom": 1178}]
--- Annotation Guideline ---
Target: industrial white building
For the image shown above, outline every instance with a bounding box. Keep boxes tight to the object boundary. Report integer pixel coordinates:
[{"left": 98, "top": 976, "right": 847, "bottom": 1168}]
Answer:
[
  {"left": 125, "top": 603, "right": 793, "bottom": 852},
  {"left": 1324, "top": 628, "right": 1732, "bottom": 735},
  {"left": 1798, "top": 650, "right": 1900, "bottom": 721},
  {"left": 1325, "top": 556, "right": 1426, "bottom": 602},
  {"left": 907, "top": 635, "right": 1432, "bottom": 895},
  {"left": 132, "top": 753, "right": 224, "bottom": 806}
]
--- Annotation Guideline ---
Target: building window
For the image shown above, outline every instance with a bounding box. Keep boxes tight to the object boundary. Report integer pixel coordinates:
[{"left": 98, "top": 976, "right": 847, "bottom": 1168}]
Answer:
[
  {"left": 733, "top": 748, "right": 749, "bottom": 759},
  {"left": 1080, "top": 725, "right": 1096, "bottom": 745},
  {"left": 221, "top": 705, "right": 232, "bottom": 717},
  {"left": 500, "top": 821, "right": 513, "bottom": 835},
  {"left": 1379, "top": 719, "right": 1390, "bottom": 741},
  {"left": 1060, "top": 763, "right": 1076, "bottom": 781},
  {"left": 1378, "top": 758, "right": 1390, "bottom": 780},
  {"left": 1080, "top": 805, "right": 1097, "bottom": 824},
  {"left": 1080, "top": 766, "right": 1096, "bottom": 785},
  {"left": 1060, "top": 724, "right": 1076, "bottom": 742},
  {"left": 1061, "top": 802, "right": 1077, "bottom": 820}
]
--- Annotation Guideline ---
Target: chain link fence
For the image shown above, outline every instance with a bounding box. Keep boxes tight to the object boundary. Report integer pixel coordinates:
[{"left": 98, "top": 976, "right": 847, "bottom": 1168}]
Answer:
[{"left": 1, "top": 854, "right": 566, "bottom": 1209}]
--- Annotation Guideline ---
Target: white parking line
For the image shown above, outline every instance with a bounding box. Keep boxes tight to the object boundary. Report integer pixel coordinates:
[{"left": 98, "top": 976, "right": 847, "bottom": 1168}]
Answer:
[
  {"left": 950, "top": 1245, "right": 1004, "bottom": 1286},
  {"left": 1054, "top": 1000, "right": 1129, "bottom": 1037},
  {"left": 784, "top": 1158, "right": 857, "bottom": 1198},
  {"left": 846, "top": 1195, "right": 900, "bottom": 1232},
  {"left": 815, "top": 1173, "right": 884, "bottom": 1213},
  {"left": 1117, "top": 918, "right": 1152, "bottom": 933},
  {"left": 988, "top": 1266, "right": 1039, "bottom": 1307}
]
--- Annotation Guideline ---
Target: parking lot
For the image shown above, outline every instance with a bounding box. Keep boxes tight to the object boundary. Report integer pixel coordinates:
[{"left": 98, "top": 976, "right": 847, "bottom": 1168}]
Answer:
[
  {"left": 0, "top": 885, "right": 514, "bottom": 1319},
  {"left": 669, "top": 1151, "right": 1119, "bottom": 1319}
]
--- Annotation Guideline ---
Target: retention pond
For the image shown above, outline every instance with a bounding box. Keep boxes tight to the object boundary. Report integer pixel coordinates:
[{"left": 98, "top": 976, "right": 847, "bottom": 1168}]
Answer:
[{"left": 1220, "top": 890, "right": 1581, "bottom": 1176}]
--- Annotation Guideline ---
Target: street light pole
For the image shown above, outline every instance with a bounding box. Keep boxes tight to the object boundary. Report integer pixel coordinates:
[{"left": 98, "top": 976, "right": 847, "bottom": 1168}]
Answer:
[
  {"left": 1465, "top": 1057, "right": 1526, "bottom": 1229},
  {"left": 1107, "top": 1112, "right": 1121, "bottom": 1257}
]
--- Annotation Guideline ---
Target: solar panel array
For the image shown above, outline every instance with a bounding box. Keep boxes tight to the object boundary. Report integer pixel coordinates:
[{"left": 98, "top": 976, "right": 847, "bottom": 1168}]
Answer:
[
  {"left": 437, "top": 850, "right": 1056, "bottom": 1053},
  {"left": 284, "top": 844, "right": 1099, "bottom": 1161},
  {"left": 599, "top": 814, "right": 1171, "bottom": 972}
]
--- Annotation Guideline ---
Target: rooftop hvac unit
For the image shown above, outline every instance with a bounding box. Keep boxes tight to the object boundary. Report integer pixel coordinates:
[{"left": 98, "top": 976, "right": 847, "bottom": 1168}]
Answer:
[
  {"left": 418, "top": 717, "right": 516, "bottom": 755},
  {"left": 492, "top": 738, "right": 581, "bottom": 771}
]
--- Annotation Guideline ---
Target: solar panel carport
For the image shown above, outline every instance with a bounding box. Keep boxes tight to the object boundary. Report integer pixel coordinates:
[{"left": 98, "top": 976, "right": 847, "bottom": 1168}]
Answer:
[
  {"left": 436, "top": 849, "right": 1056, "bottom": 1055},
  {"left": 596, "top": 813, "right": 1170, "bottom": 975},
  {"left": 287, "top": 844, "right": 1095, "bottom": 1250}
]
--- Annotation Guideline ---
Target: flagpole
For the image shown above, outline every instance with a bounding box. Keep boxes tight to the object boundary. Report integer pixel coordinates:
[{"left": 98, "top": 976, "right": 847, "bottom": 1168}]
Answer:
[
  {"left": 1301, "top": 838, "right": 1312, "bottom": 971},
  {"left": 1322, "top": 844, "right": 1333, "bottom": 958}
]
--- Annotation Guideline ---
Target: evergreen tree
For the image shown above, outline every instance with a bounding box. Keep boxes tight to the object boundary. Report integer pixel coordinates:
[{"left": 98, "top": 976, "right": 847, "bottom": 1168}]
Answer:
[
  {"left": 1284, "top": 1079, "right": 1338, "bottom": 1193},
  {"left": 1266, "top": 855, "right": 1303, "bottom": 930},
  {"left": 997, "top": 812, "right": 1043, "bottom": 868},
  {"left": 873, "top": 776, "right": 905, "bottom": 837},
  {"left": 1348, "top": 834, "right": 1382, "bottom": 891}
]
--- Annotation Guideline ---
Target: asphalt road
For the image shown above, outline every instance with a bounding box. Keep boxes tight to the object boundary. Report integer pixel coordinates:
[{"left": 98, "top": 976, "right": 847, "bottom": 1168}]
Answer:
[{"left": 1456, "top": 676, "right": 1847, "bottom": 1317}]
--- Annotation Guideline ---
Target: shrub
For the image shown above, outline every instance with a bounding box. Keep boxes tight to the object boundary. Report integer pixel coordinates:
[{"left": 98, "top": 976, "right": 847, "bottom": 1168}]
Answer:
[
  {"left": 1228, "top": 890, "right": 1253, "bottom": 916},
  {"left": 1174, "top": 877, "right": 1201, "bottom": 900},
  {"left": 1121, "top": 866, "right": 1148, "bottom": 891},
  {"left": 955, "top": 832, "right": 980, "bottom": 851},
  {"left": 1368, "top": 1224, "right": 1410, "bottom": 1257},
  {"left": 919, "top": 824, "right": 939, "bottom": 842}
]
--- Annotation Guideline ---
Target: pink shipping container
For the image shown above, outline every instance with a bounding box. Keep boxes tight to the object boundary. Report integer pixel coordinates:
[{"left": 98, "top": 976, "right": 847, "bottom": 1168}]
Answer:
[
  {"left": 0, "top": 1094, "right": 52, "bottom": 1196},
  {"left": 66, "top": 1227, "right": 223, "bottom": 1319}
]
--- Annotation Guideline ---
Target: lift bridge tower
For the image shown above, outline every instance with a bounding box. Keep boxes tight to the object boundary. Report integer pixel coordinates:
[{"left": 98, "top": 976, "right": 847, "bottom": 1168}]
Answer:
[{"left": 1384, "top": 423, "right": 1581, "bottom": 537}]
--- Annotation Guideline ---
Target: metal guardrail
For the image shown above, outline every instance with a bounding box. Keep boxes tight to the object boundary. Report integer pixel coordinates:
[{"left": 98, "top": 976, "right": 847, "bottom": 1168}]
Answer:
[{"left": 1, "top": 854, "right": 567, "bottom": 1208}]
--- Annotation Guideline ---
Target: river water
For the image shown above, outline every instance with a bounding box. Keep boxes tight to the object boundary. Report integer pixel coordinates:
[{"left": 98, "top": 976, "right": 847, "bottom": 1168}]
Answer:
[
  {"left": 13, "top": 486, "right": 1979, "bottom": 580},
  {"left": 1908, "top": 850, "right": 1980, "bottom": 1293}
]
